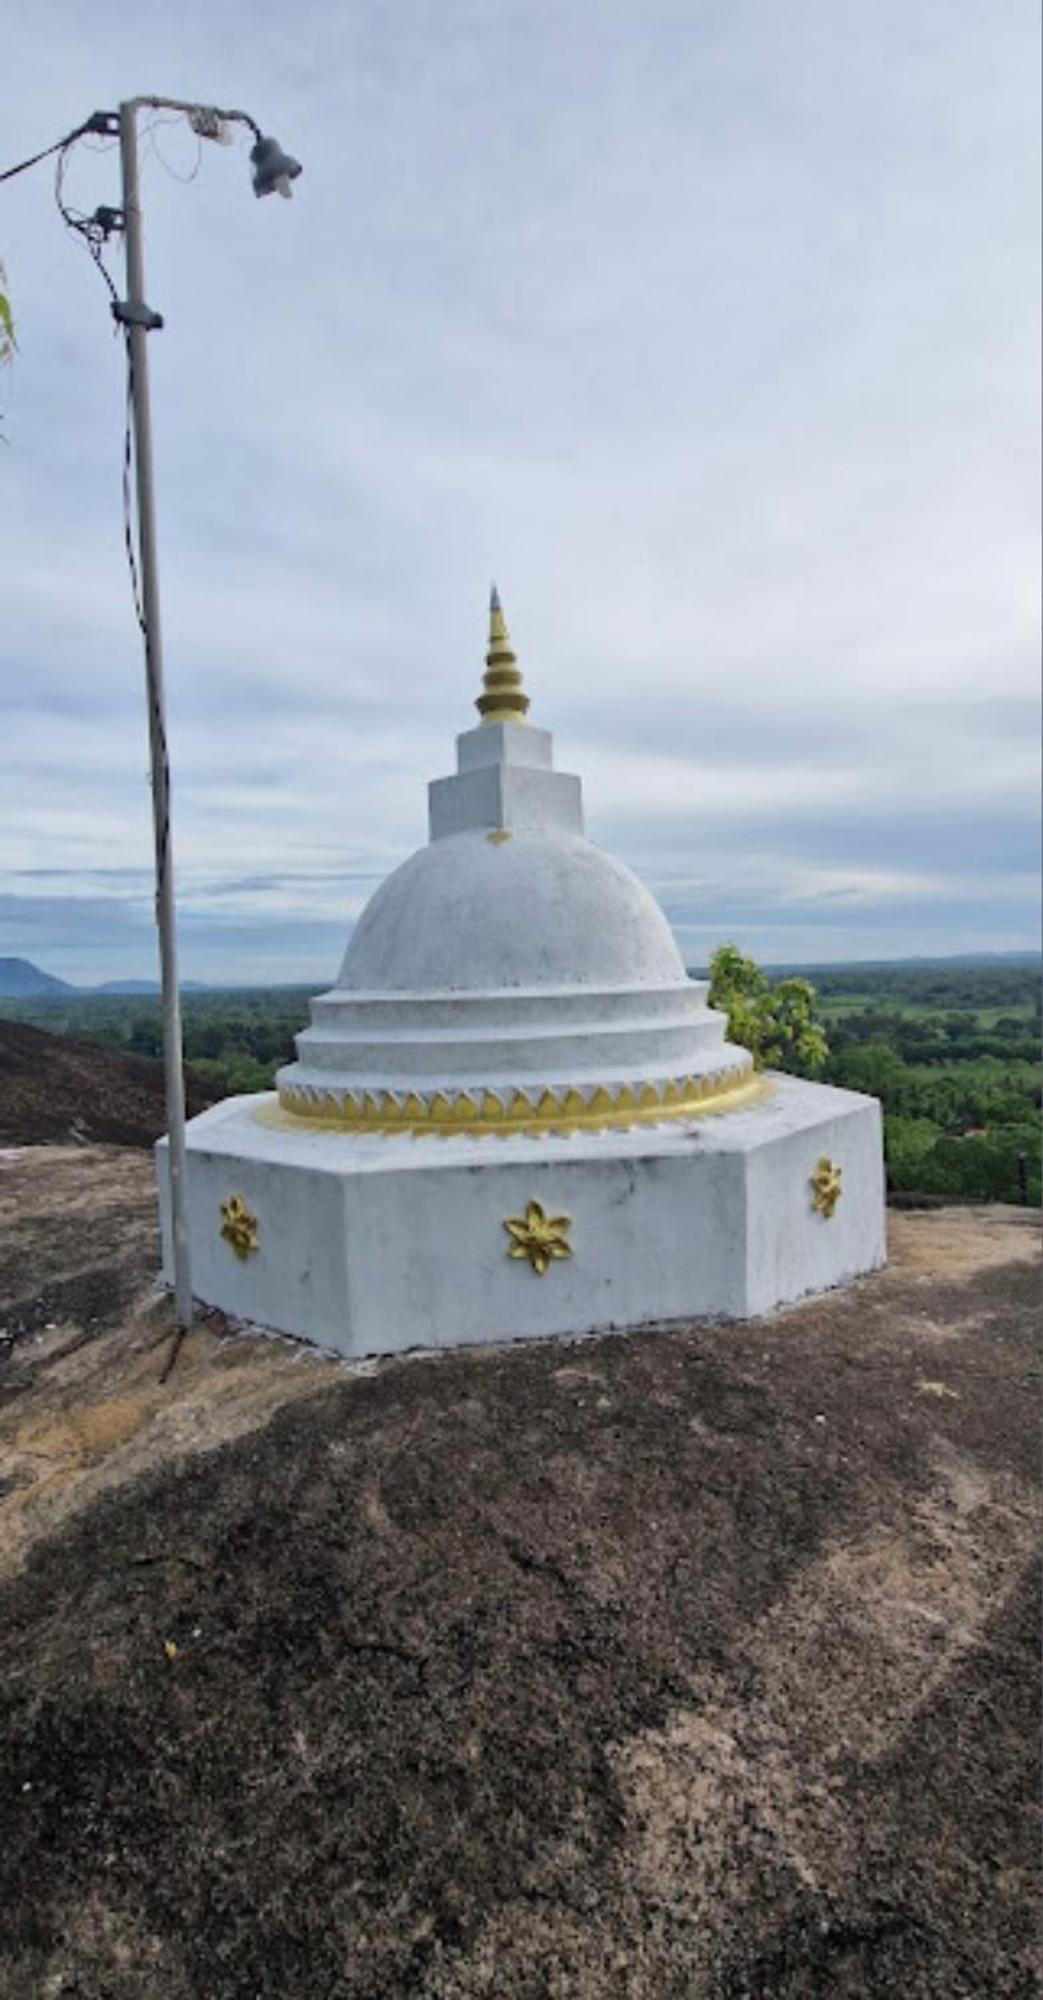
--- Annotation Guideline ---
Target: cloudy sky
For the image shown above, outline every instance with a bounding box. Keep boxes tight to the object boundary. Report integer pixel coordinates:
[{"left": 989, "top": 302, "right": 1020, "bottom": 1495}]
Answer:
[{"left": 2, "top": 0, "right": 1039, "bottom": 985}]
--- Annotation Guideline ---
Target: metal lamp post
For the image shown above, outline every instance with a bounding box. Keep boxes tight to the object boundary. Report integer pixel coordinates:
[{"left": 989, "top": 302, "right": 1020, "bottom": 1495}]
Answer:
[{"left": 110, "top": 97, "right": 301, "bottom": 1332}]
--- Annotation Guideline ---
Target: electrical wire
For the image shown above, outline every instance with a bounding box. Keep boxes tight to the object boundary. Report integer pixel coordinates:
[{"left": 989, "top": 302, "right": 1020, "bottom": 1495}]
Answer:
[
  {"left": 52, "top": 133, "right": 165, "bottom": 898},
  {"left": 141, "top": 113, "right": 203, "bottom": 184},
  {"left": 53, "top": 139, "right": 143, "bottom": 629},
  {"left": 0, "top": 115, "right": 106, "bottom": 184},
  {"left": 23, "top": 102, "right": 264, "bottom": 965},
  {"left": 121, "top": 348, "right": 148, "bottom": 640},
  {"left": 53, "top": 142, "right": 120, "bottom": 304}
]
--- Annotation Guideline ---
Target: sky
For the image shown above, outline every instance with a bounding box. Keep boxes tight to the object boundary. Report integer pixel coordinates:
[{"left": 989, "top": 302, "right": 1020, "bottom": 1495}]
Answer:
[{"left": 2, "top": 0, "right": 1040, "bottom": 986}]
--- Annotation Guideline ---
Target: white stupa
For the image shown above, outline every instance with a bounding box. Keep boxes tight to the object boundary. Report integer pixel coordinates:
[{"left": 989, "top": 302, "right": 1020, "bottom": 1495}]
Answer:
[{"left": 158, "top": 593, "right": 885, "bottom": 1354}]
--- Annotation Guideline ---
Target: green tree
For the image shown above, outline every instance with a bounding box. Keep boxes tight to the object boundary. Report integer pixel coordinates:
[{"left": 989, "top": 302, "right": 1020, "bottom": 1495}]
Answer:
[
  {"left": 0, "top": 261, "right": 14, "bottom": 440},
  {"left": 827, "top": 1040, "right": 906, "bottom": 1099},
  {"left": 708, "top": 945, "right": 829, "bottom": 1077},
  {"left": 884, "top": 1114, "right": 943, "bottom": 1192},
  {"left": 0, "top": 267, "right": 13, "bottom": 364}
]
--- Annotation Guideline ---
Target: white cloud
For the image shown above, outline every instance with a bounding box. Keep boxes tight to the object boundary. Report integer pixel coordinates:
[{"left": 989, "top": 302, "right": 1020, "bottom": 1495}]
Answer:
[{"left": 0, "top": 0, "right": 1038, "bottom": 982}]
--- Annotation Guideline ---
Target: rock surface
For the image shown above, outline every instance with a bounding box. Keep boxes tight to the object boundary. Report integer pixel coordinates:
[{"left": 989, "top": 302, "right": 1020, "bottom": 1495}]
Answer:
[
  {"left": 0, "top": 1017, "right": 214, "bottom": 1149},
  {"left": 0, "top": 1145, "right": 1038, "bottom": 1999}
]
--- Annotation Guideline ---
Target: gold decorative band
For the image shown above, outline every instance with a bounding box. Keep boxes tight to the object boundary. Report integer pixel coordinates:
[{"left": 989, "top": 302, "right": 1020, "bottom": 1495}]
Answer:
[{"left": 273, "top": 1063, "right": 766, "bottom": 1138}]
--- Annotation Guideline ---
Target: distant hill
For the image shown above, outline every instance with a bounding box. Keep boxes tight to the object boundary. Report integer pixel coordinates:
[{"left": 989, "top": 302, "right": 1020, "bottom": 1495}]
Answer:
[
  {"left": 0, "top": 958, "right": 76, "bottom": 998},
  {"left": 770, "top": 951, "right": 1042, "bottom": 974},
  {"left": 93, "top": 980, "right": 162, "bottom": 995},
  {"left": 91, "top": 981, "right": 213, "bottom": 994},
  {"left": 0, "top": 964, "right": 213, "bottom": 999},
  {"left": 0, "top": 1017, "right": 217, "bottom": 1147},
  {"left": 687, "top": 951, "right": 1042, "bottom": 977}
]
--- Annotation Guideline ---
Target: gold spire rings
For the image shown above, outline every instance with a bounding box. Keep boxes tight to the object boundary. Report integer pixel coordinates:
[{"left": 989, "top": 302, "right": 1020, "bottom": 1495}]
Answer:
[{"left": 476, "top": 583, "right": 530, "bottom": 723}]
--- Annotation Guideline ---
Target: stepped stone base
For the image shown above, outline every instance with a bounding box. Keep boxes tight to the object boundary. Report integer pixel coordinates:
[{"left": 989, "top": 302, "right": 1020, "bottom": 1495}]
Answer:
[{"left": 157, "top": 1075, "right": 885, "bottom": 1358}]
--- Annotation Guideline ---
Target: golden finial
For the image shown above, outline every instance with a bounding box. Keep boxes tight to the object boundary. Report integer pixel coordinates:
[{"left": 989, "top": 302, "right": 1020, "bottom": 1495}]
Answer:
[{"left": 475, "top": 583, "right": 530, "bottom": 724}]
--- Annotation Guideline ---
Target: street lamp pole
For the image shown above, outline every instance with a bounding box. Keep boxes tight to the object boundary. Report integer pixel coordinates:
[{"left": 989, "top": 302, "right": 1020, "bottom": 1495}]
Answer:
[
  {"left": 109, "top": 96, "right": 301, "bottom": 1334},
  {"left": 117, "top": 100, "right": 194, "bottom": 1328}
]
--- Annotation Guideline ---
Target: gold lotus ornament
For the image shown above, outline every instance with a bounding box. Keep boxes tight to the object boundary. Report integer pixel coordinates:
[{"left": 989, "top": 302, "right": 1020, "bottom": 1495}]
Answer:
[
  {"left": 220, "top": 1193, "right": 259, "bottom": 1260},
  {"left": 809, "top": 1158, "right": 842, "bottom": 1219},
  {"left": 504, "top": 1199, "right": 573, "bottom": 1275}
]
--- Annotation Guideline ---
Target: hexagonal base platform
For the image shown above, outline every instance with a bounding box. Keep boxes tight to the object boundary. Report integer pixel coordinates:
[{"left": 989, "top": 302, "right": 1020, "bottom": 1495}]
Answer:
[{"left": 156, "top": 1076, "right": 885, "bottom": 1356}]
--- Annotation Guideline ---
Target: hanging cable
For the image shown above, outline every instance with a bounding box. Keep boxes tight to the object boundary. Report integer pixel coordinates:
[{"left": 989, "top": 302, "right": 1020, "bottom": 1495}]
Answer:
[
  {"left": 0, "top": 113, "right": 113, "bottom": 184},
  {"left": 142, "top": 113, "right": 203, "bottom": 185},
  {"left": 53, "top": 142, "right": 119, "bottom": 301},
  {"left": 52, "top": 141, "right": 144, "bottom": 629},
  {"left": 52, "top": 134, "right": 160, "bottom": 872}
]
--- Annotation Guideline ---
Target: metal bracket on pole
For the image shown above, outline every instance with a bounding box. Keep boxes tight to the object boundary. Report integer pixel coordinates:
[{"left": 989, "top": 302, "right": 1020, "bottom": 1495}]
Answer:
[
  {"left": 112, "top": 299, "right": 164, "bottom": 331},
  {"left": 91, "top": 204, "right": 125, "bottom": 239}
]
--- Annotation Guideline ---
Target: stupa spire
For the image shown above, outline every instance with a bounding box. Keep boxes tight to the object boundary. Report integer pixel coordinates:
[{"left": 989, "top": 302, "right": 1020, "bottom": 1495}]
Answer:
[{"left": 475, "top": 583, "right": 530, "bottom": 724}]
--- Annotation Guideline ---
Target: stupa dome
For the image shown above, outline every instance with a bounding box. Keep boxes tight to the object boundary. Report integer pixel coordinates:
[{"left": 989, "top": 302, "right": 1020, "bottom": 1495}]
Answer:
[
  {"left": 337, "top": 829, "right": 686, "bottom": 995},
  {"left": 276, "top": 591, "right": 758, "bottom": 1135}
]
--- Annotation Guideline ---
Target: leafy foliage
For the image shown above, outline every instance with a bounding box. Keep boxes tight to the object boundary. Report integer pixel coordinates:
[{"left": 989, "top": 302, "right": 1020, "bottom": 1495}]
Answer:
[
  {"left": 705, "top": 949, "right": 1040, "bottom": 1203},
  {"left": 0, "top": 986, "right": 311, "bottom": 1099},
  {"left": 0, "top": 260, "right": 15, "bottom": 440},
  {"left": 816, "top": 968, "right": 1040, "bottom": 1206},
  {"left": 707, "top": 944, "right": 828, "bottom": 1076},
  {"left": 0, "top": 266, "right": 14, "bottom": 363},
  {"left": 2, "top": 957, "right": 1039, "bottom": 1204}
]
